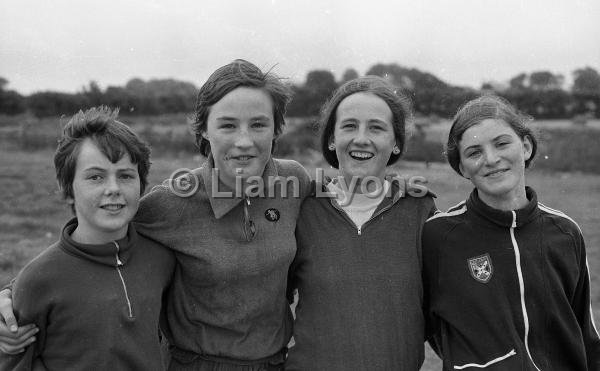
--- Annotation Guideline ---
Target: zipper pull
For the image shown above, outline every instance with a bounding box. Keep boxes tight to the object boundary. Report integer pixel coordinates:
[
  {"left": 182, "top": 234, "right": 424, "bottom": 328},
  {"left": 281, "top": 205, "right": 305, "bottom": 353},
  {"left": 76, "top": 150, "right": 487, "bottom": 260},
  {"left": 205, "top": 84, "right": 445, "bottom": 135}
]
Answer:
[
  {"left": 357, "top": 225, "right": 362, "bottom": 235},
  {"left": 113, "top": 241, "right": 123, "bottom": 266},
  {"left": 511, "top": 210, "right": 517, "bottom": 228}
]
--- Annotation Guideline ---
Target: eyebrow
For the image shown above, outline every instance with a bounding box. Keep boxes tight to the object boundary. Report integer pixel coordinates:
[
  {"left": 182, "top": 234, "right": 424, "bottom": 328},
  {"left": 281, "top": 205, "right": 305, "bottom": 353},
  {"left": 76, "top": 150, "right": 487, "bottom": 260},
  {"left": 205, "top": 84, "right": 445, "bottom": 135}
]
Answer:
[
  {"left": 462, "top": 134, "right": 513, "bottom": 151},
  {"left": 82, "top": 166, "right": 137, "bottom": 172}
]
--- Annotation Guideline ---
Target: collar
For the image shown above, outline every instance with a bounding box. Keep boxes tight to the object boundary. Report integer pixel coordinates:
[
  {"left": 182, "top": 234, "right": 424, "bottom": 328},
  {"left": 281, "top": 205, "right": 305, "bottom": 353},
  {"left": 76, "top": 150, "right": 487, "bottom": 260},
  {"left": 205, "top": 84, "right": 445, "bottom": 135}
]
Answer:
[
  {"left": 319, "top": 175, "right": 405, "bottom": 212},
  {"left": 467, "top": 186, "right": 539, "bottom": 228},
  {"left": 200, "top": 155, "right": 279, "bottom": 219},
  {"left": 59, "top": 217, "right": 136, "bottom": 267}
]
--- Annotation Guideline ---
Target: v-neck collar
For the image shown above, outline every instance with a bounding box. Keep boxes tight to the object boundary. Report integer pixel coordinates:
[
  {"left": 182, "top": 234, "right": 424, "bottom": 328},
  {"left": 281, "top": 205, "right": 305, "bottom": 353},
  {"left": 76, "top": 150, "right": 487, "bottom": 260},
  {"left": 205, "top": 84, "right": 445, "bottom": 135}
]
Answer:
[{"left": 199, "top": 155, "right": 279, "bottom": 219}]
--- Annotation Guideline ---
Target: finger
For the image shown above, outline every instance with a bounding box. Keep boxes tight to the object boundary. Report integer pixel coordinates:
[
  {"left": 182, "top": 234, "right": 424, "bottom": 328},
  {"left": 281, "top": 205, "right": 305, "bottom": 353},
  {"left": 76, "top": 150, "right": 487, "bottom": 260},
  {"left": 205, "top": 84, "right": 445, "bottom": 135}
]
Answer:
[
  {"left": 0, "top": 340, "right": 30, "bottom": 355},
  {"left": 0, "top": 300, "right": 18, "bottom": 333},
  {"left": 0, "top": 326, "right": 38, "bottom": 345},
  {"left": 0, "top": 323, "right": 36, "bottom": 337}
]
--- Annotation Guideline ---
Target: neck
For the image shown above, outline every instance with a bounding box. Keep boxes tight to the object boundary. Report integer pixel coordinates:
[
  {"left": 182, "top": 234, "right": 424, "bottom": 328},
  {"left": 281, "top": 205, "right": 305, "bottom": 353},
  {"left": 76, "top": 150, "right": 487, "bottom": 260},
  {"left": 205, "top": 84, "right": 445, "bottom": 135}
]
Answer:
[
  {"left": 71, "top": 224, "right": 127, "bottom": 245},
  {"left": 340, "top": 173, "right": 386, "bottom": 195},
  {"left": 479, "top": 186, "right": 529, "bottom": 211}
]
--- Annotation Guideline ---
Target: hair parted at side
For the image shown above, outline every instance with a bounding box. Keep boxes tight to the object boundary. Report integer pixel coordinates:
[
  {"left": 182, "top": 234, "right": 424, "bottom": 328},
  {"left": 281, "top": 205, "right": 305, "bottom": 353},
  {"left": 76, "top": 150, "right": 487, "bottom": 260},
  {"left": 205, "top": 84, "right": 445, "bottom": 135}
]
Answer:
[
  {"left": 191, "top": 59, "right": 293, "bottom": 156},
  {"left": 446, "top": 94, "right": 538, "bottom": 176},
  {"left": 319, "top": 76, "right": 412, "bottom": 168},
  {"left": 54, "top": 106, "right": 151, "bottom": 208}
]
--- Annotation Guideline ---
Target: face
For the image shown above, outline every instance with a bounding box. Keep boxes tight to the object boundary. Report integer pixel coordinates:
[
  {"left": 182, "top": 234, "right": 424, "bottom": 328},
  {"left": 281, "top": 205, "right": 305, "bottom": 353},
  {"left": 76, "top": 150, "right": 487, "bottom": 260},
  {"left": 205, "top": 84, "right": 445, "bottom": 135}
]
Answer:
[
  {"left": 67, "top": 139, "right": 141, "bottom": 244},
  {"left": 202, "top": 87, "right": 275, "bottom": 188},
  {"left": 458, "top": 118, "right": 532, "bottom": 203},
  {"left": 332, "top": 92, "right": 396, "bottom": 185}
]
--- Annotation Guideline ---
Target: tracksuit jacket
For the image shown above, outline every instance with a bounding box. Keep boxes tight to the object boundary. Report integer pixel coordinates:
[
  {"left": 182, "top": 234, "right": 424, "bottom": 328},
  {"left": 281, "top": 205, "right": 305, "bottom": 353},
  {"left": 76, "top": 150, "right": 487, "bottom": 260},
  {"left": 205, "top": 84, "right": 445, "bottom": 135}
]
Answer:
[
  {"left": 423, "top": 187, "right": 600, "bottom": 370},
  {"left": 0, "top": 218, "right": 175, "bottom": 371}
]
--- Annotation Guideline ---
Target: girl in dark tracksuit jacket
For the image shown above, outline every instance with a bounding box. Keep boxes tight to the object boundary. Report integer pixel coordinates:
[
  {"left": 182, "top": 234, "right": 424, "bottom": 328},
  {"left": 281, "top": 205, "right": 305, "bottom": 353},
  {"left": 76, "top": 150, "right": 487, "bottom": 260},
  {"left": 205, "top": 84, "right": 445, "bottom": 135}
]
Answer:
[{"left": 423, "top": 95, "right": 600, "bottom": 371}]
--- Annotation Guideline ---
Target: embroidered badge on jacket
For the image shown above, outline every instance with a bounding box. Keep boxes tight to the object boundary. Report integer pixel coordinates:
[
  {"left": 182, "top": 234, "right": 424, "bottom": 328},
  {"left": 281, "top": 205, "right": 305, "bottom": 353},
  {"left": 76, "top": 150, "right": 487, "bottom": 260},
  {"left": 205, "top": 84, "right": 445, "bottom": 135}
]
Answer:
[{"left": 468, "top": 253, "right": 493, "bottom": 283}]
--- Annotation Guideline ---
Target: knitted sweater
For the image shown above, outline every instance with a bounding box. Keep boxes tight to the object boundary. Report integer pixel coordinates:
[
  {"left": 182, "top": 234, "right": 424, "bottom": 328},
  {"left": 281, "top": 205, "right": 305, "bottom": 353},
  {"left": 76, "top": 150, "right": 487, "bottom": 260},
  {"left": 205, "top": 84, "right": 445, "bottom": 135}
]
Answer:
[
  {"left": 0, "top": 218, "right": 175, "bottom": 371},
  {"left": 423, "top": 187, "right": 600, "bottom": 370},
  {"left": 286, "top": 180, "right": 436, "bottom": 371},
  {"left": 134, "top": 157, "right": 310, "bottom": 362}
]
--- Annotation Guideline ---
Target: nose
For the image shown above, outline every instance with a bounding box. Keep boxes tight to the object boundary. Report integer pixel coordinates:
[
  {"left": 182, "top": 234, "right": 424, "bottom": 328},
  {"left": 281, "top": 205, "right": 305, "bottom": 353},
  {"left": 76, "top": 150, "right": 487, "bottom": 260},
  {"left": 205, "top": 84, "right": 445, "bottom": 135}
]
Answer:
[
  {"left": 234, "top": 126, "right": 253, "bottom": 149},
  {"left": 104, "top": 175, "right": 121, "bottom": 195},
  {"left": 483, "top": 147, "right": 500, "bottom": 166},
  {"left": 352, "top": 126, "right": 369, "bottom": 145}
]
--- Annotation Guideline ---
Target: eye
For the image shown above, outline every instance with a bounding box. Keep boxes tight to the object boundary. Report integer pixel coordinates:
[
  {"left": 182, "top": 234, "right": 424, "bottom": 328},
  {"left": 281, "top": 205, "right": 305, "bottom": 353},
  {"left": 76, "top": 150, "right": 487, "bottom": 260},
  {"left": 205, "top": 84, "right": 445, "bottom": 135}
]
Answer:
[
  {"left": 120, "top": 173, "right": 136, "bottom": 180},
  {"left": 251, "top": 121, "right": 268, "bottom": 129},
  {"left": 87, "top": 174, "right": 102, "bottom": 181},
  {"left": 218, "top": 123, "right": 236, "bottom": 130},
  {"left": 340, "top": 122, "right": 356, "bottom": 130},
  {"left": 466, "top": 150, "right": 481, "bottom": 158}
]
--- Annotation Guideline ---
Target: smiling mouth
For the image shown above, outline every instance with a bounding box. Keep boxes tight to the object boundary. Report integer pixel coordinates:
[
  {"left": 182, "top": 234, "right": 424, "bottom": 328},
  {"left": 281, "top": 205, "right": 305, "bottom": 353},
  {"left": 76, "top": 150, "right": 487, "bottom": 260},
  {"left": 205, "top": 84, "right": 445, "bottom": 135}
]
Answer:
[
  {"left": 101, "top": 204, "right": 125, "bottom": 211},
  {"left": 230, "top": 155, "right": 255, "bottom": 161},
  {"left": 485, "top": 169, "right": 509, "bottom": 177},
  {"left": 349, "top": 151, "right": 374, "bottom": 160}
]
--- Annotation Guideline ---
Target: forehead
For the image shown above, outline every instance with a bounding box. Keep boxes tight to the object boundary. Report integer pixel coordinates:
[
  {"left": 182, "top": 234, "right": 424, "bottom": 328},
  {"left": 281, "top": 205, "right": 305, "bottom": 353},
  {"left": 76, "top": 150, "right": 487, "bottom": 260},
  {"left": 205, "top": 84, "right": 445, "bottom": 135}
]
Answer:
[
  {"left": 336, "top": 92, "right": 392, "bottom": 121},
  {"left": 209, "top": 87, "right": 274, "bottom": 118},
  {"left": 75, "top": 139, "right": 135, "bottom": 170},
  {"left": 460, "top": 118, "right": 518, "bottom": 146}
]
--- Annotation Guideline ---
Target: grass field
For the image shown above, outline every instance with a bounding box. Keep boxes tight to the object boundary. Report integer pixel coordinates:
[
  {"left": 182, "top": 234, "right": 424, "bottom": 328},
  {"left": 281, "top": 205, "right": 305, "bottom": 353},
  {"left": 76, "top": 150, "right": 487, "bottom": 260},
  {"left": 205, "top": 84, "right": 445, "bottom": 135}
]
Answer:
[{"left": 1, "top": 148, "right": 599, "bottom": 370}]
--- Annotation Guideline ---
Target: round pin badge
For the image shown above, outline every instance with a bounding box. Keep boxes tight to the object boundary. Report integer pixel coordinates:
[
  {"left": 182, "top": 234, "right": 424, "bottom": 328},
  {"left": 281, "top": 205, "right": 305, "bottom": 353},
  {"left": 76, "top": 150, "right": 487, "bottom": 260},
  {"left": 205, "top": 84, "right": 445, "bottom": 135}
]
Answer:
[{"left": 264, "top": 208, "right": 280, "bottom": 222}]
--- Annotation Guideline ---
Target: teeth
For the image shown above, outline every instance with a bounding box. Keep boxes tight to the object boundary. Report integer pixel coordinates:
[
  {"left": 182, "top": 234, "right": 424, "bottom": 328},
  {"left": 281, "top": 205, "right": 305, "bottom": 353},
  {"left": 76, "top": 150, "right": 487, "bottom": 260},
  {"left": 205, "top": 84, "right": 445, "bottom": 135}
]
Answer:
[
  {"left": 234, "top": 156, "right": 251, "bottom": 161},
  {"left": 350, "top": 151, "right": 373, "bottom": 159},
  {"left": 102, "top": 204, "right": 124, "bottom": 211}
]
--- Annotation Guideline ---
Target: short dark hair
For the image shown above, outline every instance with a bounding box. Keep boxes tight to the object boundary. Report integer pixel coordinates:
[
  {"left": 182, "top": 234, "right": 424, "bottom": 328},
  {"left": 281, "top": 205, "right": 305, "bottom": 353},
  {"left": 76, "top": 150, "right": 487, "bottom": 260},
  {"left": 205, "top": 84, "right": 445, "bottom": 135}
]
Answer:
[
  {"left": 319, "top": 76, "right": 412, "bottom": 168},
  {"left": 446, "top": 95, "right": 538, "bottom": 176},
  {"left": 191, "top": 59, "right": 292, "bottom": 156},
  {"left": 54, "top": 106, "right": 151, "bottom": 209}
]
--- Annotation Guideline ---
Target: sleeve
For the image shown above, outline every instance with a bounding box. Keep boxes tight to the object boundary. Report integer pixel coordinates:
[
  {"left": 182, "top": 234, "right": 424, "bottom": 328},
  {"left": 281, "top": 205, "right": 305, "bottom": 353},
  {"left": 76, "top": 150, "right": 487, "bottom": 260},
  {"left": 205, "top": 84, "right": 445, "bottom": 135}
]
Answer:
[
  {"left": 287, "top": 197, "right": 313, "bottom": 304},
  {"left": 0, "top": 269, "right": 49, "bottom": 370},
  {"left": 133, "top": 185, "right": 184, "bottom": 247},
  {"left": 421, "top": 219, "right": 443, "bottom": 357},
  {"left": 571, "top": 232, "right": 600, "bottom": 368}
]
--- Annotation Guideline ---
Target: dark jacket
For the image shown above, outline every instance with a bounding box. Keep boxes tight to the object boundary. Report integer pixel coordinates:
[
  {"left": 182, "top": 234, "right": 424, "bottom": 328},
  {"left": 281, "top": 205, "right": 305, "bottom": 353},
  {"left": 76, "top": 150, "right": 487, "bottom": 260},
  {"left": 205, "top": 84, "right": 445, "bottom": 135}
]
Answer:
[
  {"left": 423, "top": 187, "right": 600, "bottom": 371},
  {"left": 287, "top": 179, "right": 436, "bottom": 371},
  {"left": 1, "top": 218, "right": 175, "bottom": 371}
]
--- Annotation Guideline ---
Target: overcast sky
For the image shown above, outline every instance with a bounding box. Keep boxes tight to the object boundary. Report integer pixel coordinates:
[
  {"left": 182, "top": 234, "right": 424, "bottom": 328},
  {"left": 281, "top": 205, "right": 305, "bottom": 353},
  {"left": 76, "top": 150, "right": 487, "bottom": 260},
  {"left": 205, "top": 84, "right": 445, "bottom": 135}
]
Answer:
[{"left": 1, "top": 0, "right": 599, "bottom": 94}]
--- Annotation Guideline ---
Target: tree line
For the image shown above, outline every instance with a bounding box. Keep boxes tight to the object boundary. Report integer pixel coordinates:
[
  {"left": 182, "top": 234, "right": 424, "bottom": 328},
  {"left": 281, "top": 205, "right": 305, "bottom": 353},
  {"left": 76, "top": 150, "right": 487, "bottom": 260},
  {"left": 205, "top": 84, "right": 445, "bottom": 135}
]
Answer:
[{"left": 1, "top": 64, "right": 599, "bottom": 119}]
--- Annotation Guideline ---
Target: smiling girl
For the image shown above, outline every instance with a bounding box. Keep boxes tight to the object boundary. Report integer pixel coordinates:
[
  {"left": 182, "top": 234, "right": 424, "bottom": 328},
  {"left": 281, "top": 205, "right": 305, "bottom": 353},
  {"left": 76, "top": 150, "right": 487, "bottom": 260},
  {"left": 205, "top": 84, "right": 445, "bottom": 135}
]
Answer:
[{"left": 422, "top": 95, "right": 600, "bottom": 370}]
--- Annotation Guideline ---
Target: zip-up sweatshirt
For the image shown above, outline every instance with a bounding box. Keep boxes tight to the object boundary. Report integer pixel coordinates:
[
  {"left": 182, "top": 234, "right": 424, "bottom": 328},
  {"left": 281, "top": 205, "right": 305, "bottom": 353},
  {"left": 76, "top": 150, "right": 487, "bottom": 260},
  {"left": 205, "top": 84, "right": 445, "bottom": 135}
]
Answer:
[
  {"left": 286, "top": 180, "right": 436, "bottom": 371},
  {"left": 422, "top": 187, "right": 600, "bottom": 371},
  {"left": 0, "top": 218, "right": 175, "bottom": 371}
]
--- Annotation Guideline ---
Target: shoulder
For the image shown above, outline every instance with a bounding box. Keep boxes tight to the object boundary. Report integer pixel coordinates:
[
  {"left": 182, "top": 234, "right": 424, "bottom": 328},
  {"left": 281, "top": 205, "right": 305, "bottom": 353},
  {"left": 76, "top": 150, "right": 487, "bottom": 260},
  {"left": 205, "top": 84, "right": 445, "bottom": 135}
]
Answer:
[
  {"left": 423, "top": 200, "right": 468, "bottom": 236},
  {"left": 272, "top": 158, "right": 311, "bottom": 198},
  {"left": 13, "top": 243, "right": 64, "bottom": 301},
  {"left": 537, "top": 202, "right": 584, "bottom": 237},
  {"left": 137, "top": 168, "right": 206, "bottom": 221},
  {"left": 273, "top": 158, "right": 310, "bottom": 179}
]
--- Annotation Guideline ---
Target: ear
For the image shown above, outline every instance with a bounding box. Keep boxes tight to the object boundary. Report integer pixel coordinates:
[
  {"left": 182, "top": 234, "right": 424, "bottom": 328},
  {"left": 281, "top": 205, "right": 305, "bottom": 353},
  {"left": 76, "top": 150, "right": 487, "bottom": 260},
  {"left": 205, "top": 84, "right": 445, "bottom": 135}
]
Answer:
[
  {"left": 66, "top": 196, "right": 75, "bottom": 205},
  {"left": 522, "top": 135, "right": 533, "bottom": 161}
]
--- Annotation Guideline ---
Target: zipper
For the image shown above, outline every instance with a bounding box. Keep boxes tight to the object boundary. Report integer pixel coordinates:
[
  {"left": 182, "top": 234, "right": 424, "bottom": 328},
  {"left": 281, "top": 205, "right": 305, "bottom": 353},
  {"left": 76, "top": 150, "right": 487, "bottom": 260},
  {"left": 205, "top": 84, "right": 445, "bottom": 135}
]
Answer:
[
  {"left": 113, "top": 241, "right": 133, "bottom": 318},
  {"left": 329, "top": 190, "right": 397, "bottom": 236},
  {"left": 509, "top": 211, "right": 541, "bottom": 371}
]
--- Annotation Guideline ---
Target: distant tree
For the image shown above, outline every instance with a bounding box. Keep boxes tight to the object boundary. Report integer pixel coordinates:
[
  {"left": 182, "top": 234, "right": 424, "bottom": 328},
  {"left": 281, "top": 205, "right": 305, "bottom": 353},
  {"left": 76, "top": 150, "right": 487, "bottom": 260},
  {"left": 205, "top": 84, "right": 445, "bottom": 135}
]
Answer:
[
  {"left": 82, "top": 81, "right": 104, "bottom": 107},
  {"left": 341, "top": 68, "right": 359, "bottom": 83},
  {"left": 571, "top": 67, "right": 600, "bottom": 117},
  {"left": 572, "top": 67, "right": 600, "bottom": 96},
  {"left": 0, "top": 77, "right": 26, "bottom": 115},
  {"left": 288, "top": 70, "right": 338, "bottom": 117},
  {"left": 529, "top": 71, "right": 564, "bottom": 91},
  {"left": 27, "top": 92, "right": 87, "bottom": 117},
  {"left": 508, "top": 73, "right": 528, "bottom": 90}
]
